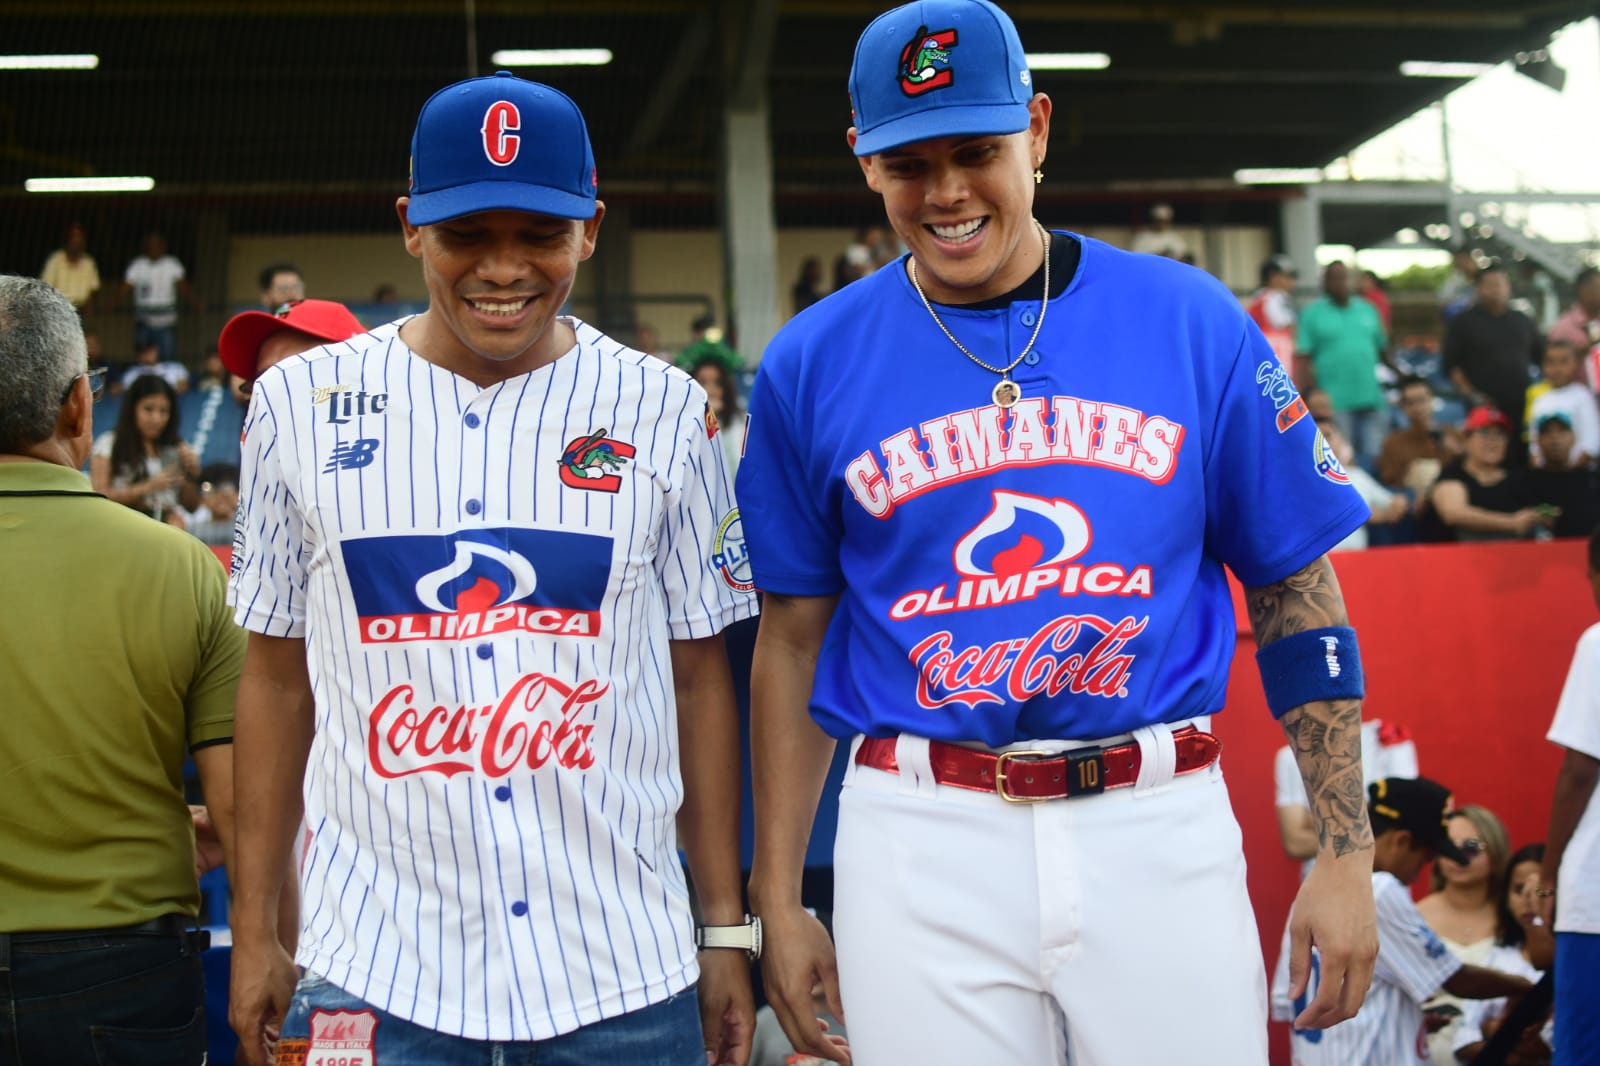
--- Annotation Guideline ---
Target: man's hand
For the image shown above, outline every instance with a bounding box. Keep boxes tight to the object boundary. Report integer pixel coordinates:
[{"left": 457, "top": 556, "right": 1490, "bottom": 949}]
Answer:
[
  {"left": 229, "top": 933, "right": 298, "bottom": 1066},
  {"left": 190, "top": 804, "right": 226, "bottom": 879},
  {"left": 1286, "top": 850, "right": 1377, "bottom": 1029},
  {"left": 756, "top": 904, "right": 850, "bottom": 1065},
  {"left": 697, "top": 948, "right": 756, "bottom": 1066}
]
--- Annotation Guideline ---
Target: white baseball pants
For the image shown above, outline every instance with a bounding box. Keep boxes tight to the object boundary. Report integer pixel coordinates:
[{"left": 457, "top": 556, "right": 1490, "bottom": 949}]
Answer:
[{"left": 832, "top": 723, "right": 1268, "bottom": 1066}]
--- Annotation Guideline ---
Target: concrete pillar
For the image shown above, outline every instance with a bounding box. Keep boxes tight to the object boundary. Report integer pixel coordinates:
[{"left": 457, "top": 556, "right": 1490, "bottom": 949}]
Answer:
[
  {"left": 720, "top": 104, "right": 781, "bottom": 364},
  {"left": 1280, "top": 191, "right": 1322, "bottom": 296},
  {"left": 717, "top": 0, "right": 781, "bottom": 365}
]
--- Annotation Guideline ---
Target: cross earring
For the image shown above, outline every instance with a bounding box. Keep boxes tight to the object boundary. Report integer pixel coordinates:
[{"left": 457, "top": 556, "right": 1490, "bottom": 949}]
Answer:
[{"left": 1034, "top": 168, "right": 1044, "bottom": 184}]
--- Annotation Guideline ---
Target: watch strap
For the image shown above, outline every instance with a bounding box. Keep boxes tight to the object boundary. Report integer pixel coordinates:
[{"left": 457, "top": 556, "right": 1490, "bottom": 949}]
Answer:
[{"left": 695, "top": 914, "right": 762, "bottom": 959}]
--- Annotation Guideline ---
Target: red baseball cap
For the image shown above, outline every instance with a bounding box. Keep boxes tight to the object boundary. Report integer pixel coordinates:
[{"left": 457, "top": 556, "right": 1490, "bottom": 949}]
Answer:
[
  {"left": 1462, "top": 406, "right": 1512, "bottom": 434},
  {"left": 219, "top": 299, "right": 367, "bottom": 381}
]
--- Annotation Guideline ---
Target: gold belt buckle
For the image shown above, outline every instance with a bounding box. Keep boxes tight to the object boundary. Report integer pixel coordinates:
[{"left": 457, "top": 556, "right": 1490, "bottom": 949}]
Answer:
[{"left": 994, "top": 749, "right": 1055, "bottom": 803}]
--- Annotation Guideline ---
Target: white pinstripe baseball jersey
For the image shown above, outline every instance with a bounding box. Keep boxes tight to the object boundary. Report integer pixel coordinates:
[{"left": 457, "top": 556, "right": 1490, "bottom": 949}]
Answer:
[
  {"left": 228, "top": 317, "right": 758, "bottom": 1041},
  {"left": 1290, "top": 872, "right": 1462, "bottom": 1066}
]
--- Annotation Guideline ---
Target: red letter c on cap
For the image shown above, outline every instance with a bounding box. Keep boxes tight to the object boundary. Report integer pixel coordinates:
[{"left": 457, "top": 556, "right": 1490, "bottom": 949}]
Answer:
[{"left": 482, "top": 101, "right": 521, "bottom": 166}]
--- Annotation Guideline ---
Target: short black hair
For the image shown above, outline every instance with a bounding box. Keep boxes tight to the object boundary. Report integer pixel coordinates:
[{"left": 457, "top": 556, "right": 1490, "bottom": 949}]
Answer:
[
  {"left": 1576, "top": 266, "right": 1600, "bottom": 288},
  {"left": 690, "top": 314, "right": 715, "bottom": 334},
  {"left": 1396, "top": 374, "right": 1432, "bottom": 394},
  {"left": 1588, "top": 525, "right": 1600, "bottom": 571},
  {"left": 199, "top": 462, "right": 239, "bottom": 489},
  {"left": 1476, "top": 260, "right": 1509, "bottom": 281},
  {"left": 258, "top": 262, "right": 300, "bottom": 292}
]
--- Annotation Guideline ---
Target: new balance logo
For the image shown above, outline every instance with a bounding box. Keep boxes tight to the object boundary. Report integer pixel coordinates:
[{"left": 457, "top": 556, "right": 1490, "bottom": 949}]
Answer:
[{"left": 325, "top": 438, "right": 381, "bottom": 472}]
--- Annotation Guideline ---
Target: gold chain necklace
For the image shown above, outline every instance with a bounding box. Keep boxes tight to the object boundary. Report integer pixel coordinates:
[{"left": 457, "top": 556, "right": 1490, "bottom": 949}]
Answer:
[{"left": 908, "top": 220, "right": 1050, "bottom": 410}]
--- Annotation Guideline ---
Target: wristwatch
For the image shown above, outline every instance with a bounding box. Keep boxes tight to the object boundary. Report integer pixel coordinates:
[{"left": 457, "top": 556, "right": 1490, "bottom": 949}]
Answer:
[{"left": 695, "top": 914, "right": 762, "bottom": 960}]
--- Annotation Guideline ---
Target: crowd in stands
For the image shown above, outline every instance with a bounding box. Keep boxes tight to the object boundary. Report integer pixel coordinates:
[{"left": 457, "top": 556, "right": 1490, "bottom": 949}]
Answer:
[
  {"left": 36, "top": 211, "right": 1600, "bottom": 555},
  {"left": 1245, "top": 250, "right": 1600, "bottom": 549}
]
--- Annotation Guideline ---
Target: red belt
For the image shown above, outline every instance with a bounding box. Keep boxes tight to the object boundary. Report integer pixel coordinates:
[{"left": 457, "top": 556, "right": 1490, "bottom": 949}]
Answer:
[{"left": 854, "top": 726, "right": 1222, "bottom": 802}]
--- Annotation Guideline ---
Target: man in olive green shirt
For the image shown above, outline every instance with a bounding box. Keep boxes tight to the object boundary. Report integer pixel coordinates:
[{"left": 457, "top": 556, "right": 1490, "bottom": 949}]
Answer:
[
  {"left": 0, "top": 276, "right": 243, "bottom": 1064},
  {"left": 1295, "top": 259, "right": 1390, "bottom": 471}
]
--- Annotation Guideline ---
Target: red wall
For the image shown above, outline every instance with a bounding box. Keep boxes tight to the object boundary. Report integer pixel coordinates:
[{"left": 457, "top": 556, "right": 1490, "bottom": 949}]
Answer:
[{"left": 1219, "top": 539, "right": 1592, "bottom": 1064}]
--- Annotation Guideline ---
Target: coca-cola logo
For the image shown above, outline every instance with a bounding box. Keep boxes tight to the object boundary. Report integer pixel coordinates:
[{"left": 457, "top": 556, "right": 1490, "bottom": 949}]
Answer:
[
  {"left": 367, "top": 672, "right": 606, "bottom": 779},
  {"left": 908, "top": 614, "right": 1147, "bottom": 709}
]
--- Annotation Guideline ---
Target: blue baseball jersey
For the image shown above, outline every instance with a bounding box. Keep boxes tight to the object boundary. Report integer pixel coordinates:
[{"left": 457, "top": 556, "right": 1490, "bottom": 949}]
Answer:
[{"left": 736, "top": 234, "right": 1368, "bottom": 745}]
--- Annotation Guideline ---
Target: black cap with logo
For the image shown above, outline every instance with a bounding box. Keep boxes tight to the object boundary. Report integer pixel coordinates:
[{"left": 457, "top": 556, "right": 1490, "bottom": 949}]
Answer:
[{"left": 1368, "top": 777, "right": 1470, "bottom": 865}]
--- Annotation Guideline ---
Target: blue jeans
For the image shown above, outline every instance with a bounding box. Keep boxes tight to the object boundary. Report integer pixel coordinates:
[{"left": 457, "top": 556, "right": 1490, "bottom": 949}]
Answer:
[
  {"left": 279, "top": 972, "right": 705, "bottom": 1066},
  {"left": 1554, "top": 931, "right": 1600, "bottom": 1065},
  {"left": 1333, "top": 407, "right": 1388, "bottom": 474},
  {"left": 133, "top": 321, "right": 177, "bottom": 361},
  {"left": 0, "top": 926, "right": 209, "bottom": 1064}
]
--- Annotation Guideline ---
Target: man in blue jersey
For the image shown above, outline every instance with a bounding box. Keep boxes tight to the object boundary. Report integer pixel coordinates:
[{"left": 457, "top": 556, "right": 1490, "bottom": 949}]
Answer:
[{"left": 738, "top": 2, "right": 1381, "bottom": 1063}]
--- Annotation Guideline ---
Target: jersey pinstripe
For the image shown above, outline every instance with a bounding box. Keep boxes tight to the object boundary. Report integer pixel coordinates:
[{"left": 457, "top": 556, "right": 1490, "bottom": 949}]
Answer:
[
  {"left": 1290, "top": 872, "right": 1462, "bottom": 1066},
  {"left": 228, "top": 317, "right": 757, "bottom": 1041}
]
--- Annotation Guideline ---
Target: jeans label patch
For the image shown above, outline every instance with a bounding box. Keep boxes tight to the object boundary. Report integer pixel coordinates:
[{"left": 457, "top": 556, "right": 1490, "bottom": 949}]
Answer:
[{"left": 307, "top": 1008, "right": 378, "bottom": 1065}]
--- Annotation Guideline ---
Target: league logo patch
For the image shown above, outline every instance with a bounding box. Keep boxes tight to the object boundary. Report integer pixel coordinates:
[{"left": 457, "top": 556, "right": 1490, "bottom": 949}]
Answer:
[
  {"left": 560, "top": 429, "right": 636, "bottom": 492},
  {"left": 712, "top": 510, "right": 753, "bottom": 593},
  {"left": 230, "top": 500, "right": 246, "bottom": 577},
  {"left": 1255, "top": 360, "right": 1308, "bottom": 433},
  {"left": 307, "top": 1009, "right": 377, "bottom": 1065},
  {"left": 340, "top": 527, "right": 612, "bottom": 643},
  {"left": 898, "top": 25, "right": 957, "bottom": 96},
  {"left": 1314, "top": 431, "right": 1351, "bottom": 485}
]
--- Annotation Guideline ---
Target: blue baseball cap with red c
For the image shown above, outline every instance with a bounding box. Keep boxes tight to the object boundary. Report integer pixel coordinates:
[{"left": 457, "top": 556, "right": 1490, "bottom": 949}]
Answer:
[
  {"left": 406, "top": 71, "right": 598, "bottom": 225},
  {"left": 849, "top": 0, "right": 1033, "bottom": 156}
]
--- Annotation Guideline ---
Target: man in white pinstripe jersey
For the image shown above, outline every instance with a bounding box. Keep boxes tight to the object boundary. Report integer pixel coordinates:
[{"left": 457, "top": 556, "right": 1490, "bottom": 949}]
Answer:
[
  {"left": 227, "top": 72, "right": 759, "bottom": 1066},
  {"left": 1290, "top": 778, "right": 1535, "bottom": 1066}
]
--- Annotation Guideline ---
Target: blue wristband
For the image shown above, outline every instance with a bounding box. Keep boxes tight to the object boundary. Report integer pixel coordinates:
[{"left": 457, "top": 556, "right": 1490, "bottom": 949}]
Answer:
[{"left": 1254, "top": 626, "right": 1365, "bottom": 718}]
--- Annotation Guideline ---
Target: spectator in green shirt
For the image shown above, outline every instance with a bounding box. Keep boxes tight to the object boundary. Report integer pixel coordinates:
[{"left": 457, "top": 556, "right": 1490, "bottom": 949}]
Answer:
[
  {"left": 1296, "top": 260, "right": 1390, "bottom": 470},
  {"left": 0, "top": 275, "right": 245, "bottom": 1065}
]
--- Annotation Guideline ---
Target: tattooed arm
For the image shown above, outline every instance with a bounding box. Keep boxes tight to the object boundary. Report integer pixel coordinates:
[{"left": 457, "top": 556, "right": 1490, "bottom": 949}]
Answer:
[{"left": 1245, "top": 554, "right": 1378, "bottom": 1029}]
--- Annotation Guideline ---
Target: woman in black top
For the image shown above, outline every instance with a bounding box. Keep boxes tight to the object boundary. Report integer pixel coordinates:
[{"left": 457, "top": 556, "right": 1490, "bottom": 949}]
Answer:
[{"left": 1421, "top": 407, "right": 1553, "bottom": 542}]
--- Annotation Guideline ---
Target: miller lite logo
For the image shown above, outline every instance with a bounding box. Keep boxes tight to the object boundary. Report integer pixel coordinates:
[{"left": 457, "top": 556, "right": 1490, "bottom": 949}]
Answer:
[{"left": 482, "top": 100, "right": 522, "bottom": 166}]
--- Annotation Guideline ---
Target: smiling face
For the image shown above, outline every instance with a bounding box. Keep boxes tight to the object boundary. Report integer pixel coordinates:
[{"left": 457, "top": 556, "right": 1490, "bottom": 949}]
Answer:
[
  {"left": 1464, "top": 425, "right": 1509, "bottom": 468},
  {"left": 852, "top": 95, "right": 1051, "bottom": 305},
  {"left": 398, "top": 203, "right": 604, "bottom": 381}
]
